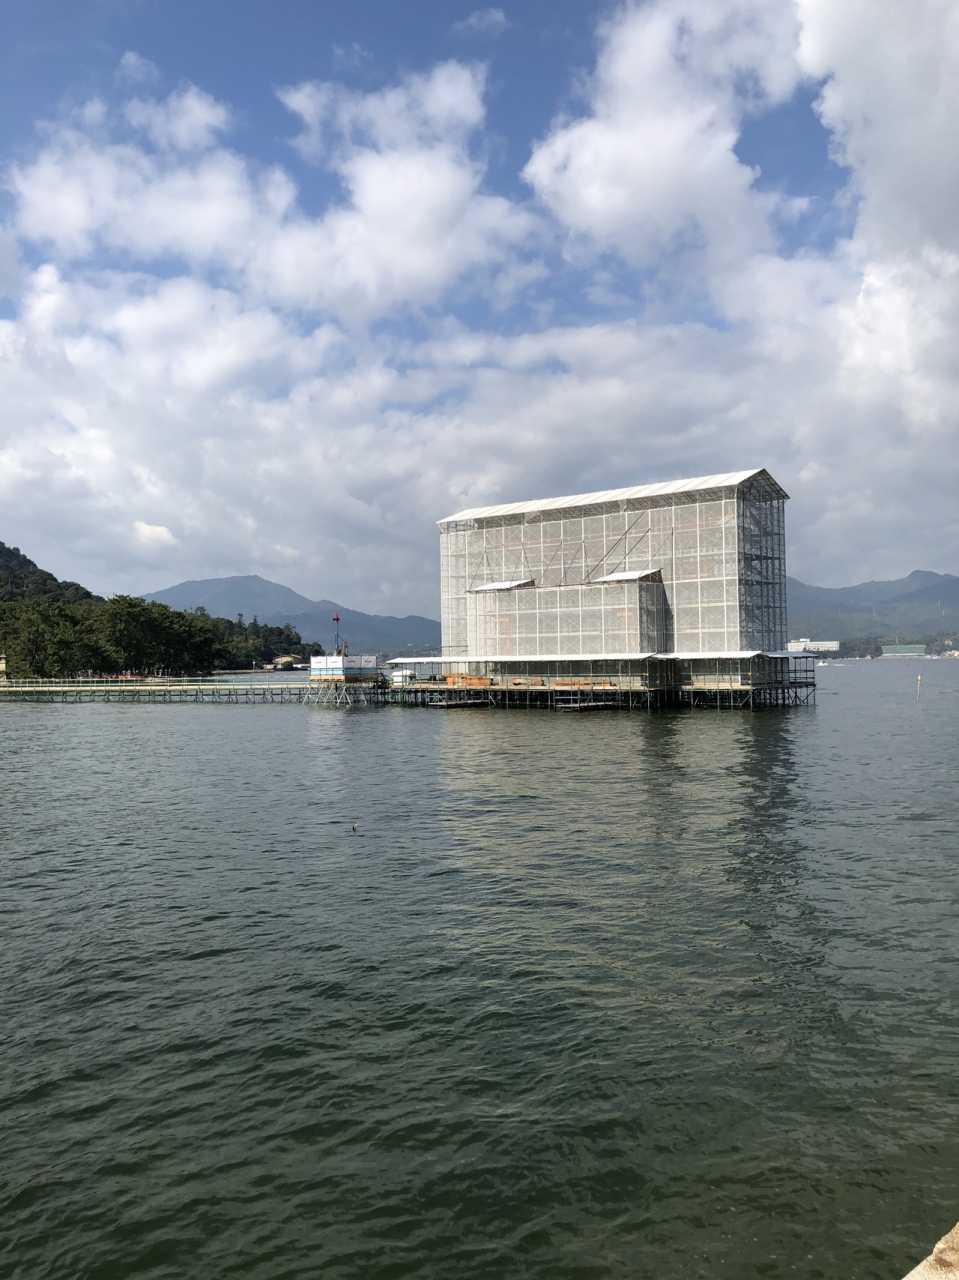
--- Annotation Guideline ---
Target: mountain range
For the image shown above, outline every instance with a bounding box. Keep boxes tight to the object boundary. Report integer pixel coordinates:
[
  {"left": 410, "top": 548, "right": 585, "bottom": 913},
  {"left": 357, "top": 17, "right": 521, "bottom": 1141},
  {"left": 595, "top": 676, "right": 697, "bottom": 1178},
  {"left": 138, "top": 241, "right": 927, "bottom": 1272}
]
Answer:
[
  {"left": 4, "top": 543, "right": 957, "bottom": 651},
  {"left": 144, "top": 568, "right": 959, "bottom": 651},
  {"left": 143, "top": 575, "right": 441, "bottom": 656},
  {"left": 785, "top": 570, "right": 959, "bottom": 640}
]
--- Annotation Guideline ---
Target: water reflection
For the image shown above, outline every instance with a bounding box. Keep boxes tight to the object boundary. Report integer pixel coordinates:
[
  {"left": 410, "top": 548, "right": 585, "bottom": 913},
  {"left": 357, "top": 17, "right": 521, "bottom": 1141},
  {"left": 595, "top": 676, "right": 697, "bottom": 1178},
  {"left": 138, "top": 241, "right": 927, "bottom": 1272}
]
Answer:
[
  {"left": 429, "top": 709, "right": 817, "bottom": 1031},
  {"left": 3, "top": 678, "right": 959, "bottom": 1280}
]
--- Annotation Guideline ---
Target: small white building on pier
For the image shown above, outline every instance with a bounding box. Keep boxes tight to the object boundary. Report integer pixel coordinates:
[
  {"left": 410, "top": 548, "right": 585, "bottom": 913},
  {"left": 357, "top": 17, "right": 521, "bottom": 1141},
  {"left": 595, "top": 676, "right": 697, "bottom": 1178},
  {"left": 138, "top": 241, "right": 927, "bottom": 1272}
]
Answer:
[{"left": 310, "top": 654, "right": 379, "bottom": 682}]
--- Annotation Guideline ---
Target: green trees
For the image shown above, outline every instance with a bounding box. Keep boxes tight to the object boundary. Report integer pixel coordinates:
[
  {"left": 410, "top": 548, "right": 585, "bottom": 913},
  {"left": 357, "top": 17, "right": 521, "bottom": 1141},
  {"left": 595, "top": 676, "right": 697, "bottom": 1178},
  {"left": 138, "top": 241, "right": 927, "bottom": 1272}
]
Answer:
[
  {"left": 0, "top": 597, "right": 314, "bottom": 677},
  {"left": 94, "top": 597, "right": 218, "bottom": 673},
  {"left": 0, "top": 540, "right": 323, "bottom": 676},
  {"left": 197, "top": 609, "right": 314, "bottom": 669},
  {"left": 0, "top": 541, "right": 100, "bottom": 605}
]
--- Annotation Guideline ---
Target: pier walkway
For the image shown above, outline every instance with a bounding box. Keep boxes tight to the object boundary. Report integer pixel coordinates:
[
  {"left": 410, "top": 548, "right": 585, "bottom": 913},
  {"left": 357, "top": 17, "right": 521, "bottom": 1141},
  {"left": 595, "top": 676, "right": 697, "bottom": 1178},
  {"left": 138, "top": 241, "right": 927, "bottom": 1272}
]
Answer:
[
  {"left": 0, "top": 668, "right": 815, "bottom": 710},
  {"left": 0, "top": 678, "right": 313, "bottom": 703}
]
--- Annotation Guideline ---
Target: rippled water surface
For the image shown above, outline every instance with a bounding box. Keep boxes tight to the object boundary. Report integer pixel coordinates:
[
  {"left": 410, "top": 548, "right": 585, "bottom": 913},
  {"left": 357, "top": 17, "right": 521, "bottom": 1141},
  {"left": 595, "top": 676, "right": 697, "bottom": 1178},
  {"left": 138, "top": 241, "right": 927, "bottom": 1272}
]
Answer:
[{"left": 2, "top": 661, "right": 959, "bottom": 1280}]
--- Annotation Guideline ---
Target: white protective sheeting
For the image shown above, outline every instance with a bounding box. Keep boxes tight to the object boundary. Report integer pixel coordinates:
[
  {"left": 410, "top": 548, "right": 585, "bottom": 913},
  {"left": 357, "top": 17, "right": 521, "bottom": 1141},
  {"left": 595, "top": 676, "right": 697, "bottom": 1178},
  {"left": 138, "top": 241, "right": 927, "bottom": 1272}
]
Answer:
[
  {"left": 384, "top": 652, "right": 786, "bottom": 664},
  {"left": 439, "top": 469, "right": 786, "bottom": 525},
  {"left": 592, "top": 568, "right": 662, "bottom": 583},
  {"left": 666, "top": 651, "right": 762, "bottom": 660}
]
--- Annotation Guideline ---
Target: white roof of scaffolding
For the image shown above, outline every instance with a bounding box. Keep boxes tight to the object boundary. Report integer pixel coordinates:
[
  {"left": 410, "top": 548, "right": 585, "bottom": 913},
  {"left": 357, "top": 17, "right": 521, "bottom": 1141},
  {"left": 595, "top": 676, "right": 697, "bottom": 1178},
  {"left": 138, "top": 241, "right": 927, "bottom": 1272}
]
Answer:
[
  {"left": 385, "top": 650, "right": 791, "bottom": 664},
  {"left": 385, "top": 653, "right": 657, "bottom": 663},
  {"left": 438, "top": 469, "right": 786, "bottom": 525},
  {"left": 592, "top": 569, "right": 662, "bottom": 583}
]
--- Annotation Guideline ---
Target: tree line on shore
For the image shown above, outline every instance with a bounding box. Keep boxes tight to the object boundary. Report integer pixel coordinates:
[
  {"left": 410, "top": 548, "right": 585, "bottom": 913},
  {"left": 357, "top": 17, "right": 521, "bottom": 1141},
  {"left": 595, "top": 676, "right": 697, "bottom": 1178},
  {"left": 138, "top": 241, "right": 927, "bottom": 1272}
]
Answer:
[
  {"left": 0, "top": 541, "right": 324, "bottom": 677},
  {"left": 0, "top": 596, "right": 321, "bottom": 677},
  {"left": 837, "top": 632, "right": 958, "bottom": 658}
]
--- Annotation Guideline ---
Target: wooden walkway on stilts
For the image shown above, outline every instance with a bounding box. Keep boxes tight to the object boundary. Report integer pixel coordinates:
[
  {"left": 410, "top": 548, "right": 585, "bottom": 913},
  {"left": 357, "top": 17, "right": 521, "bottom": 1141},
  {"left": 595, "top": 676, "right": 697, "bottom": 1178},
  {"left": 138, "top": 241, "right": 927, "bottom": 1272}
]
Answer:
[
  {"left": 0, "top": 671, "right": 815, "bottom": 710},
  {"left": 0, "top": 679, "right": 314, "bottom": 704}
]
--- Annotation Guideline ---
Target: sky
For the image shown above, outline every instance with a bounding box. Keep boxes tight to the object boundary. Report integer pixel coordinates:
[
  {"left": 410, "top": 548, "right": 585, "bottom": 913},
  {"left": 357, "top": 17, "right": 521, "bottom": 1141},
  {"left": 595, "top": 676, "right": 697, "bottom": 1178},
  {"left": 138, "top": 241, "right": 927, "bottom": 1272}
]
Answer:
[{"left": 1, "top": 0, "right": 958, "bottom": 615}]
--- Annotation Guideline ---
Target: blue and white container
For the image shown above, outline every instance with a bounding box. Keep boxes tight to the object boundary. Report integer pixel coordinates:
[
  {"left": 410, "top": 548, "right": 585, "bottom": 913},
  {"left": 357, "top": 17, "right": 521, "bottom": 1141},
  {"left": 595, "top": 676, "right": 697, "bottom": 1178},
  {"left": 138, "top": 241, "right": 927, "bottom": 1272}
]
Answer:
[{"left": 310, "top": 654, "right": 379, "bottom": 681}]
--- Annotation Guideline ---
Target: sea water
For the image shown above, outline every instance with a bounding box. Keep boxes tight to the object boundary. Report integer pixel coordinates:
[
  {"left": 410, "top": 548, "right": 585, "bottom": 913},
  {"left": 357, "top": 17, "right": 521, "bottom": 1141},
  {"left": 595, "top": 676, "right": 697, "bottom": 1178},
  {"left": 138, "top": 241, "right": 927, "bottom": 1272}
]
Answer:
[{"left": 2, "top": 660, "right": 958, "bottom": 1279}]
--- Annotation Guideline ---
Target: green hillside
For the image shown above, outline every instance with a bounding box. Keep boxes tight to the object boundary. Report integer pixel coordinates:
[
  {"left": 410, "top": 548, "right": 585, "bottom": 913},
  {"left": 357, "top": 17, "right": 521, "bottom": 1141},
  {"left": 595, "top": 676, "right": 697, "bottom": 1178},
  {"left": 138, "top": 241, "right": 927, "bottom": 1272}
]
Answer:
[
  {"left": 0, "top": 542, "right": 310, "bottom": 676},
  {"left": 0, "top": 541, "right": 101, "bottom": 604},
  {"left": 787, "top": 571, "right": 959, "bottom": 641}
]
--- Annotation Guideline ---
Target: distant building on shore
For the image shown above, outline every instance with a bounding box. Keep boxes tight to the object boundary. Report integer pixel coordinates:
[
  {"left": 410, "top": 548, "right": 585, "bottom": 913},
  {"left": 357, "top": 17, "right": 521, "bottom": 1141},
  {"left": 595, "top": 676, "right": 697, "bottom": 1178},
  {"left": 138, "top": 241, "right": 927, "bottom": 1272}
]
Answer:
[
  {"left": 881, "top": 644, "right": 926, "bottom": 657},
  {"left": 788, "top": 638, "right": 840, "bottom": 653}
]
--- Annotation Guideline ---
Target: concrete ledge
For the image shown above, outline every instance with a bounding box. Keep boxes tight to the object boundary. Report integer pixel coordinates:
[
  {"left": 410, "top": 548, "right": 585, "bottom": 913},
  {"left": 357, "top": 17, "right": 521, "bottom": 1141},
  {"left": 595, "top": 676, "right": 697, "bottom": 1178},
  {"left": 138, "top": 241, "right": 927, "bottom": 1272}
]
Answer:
[{"left": 904, "top": 1221, "right": 959, "bottom": 1279}]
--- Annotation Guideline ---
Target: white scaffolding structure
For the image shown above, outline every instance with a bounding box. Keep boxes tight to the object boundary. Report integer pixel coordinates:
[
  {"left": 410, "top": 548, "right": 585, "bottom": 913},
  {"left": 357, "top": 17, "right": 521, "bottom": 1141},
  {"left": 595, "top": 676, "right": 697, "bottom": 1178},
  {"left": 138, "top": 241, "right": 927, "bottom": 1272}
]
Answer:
[{"left": 439, "top": 469, "right": 788, "bottom": 661}]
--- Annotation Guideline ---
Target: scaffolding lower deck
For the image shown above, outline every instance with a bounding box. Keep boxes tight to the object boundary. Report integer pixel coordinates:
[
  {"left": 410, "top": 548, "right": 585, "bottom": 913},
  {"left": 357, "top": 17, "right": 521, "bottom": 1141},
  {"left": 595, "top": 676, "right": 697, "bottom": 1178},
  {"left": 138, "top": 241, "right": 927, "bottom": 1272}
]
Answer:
[
  {"left": 313, "top": 662, "right": 815, "bottom": 709},
  {"left": 373, "top": 654, "right": 816, "bottom": 711},
  {"left": 381, "top": 683, "right": 813, "bottom": 710},
  {"left": 0, "top": 659, "right": 815, "bottom": 710}
]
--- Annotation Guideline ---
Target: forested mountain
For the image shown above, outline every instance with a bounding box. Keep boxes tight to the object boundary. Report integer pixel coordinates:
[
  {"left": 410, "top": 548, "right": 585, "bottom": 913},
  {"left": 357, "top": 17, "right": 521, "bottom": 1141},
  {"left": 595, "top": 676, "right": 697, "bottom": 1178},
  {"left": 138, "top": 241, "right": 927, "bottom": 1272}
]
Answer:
[
  {"left": 0, "top": 544, "right": 315, "bottom": 677},
  {"left": 787, "top": 570, "right": 959, "bottom": 640},
  {"left": 0, "top": 541, "right": 101, "bottom": 605},
  {"left": 144, "top": 574, "right": 317, "bottom": 618},
  {"left": 0, "top": 597, "right": 311, "bottom": 678}
]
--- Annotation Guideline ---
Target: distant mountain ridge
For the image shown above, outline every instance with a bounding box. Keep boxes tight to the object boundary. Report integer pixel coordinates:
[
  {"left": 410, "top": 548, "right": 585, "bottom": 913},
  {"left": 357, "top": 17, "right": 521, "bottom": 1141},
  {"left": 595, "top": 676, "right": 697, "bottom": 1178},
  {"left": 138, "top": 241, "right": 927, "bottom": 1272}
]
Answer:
[
  {"left": 143, "top": 574, "right": 441, "bottom": 656},
  {"left": 786, "top": 570, "right": 959, "bottom": 640},
  {"left": 143, "top": 569, "right": 959, "bottom": 650},
  {"left": 5, "top": 550, "right": 952, "bottom": 651},
  {"left": 142, "top": 575, "right": 317, "bottom": 619}
]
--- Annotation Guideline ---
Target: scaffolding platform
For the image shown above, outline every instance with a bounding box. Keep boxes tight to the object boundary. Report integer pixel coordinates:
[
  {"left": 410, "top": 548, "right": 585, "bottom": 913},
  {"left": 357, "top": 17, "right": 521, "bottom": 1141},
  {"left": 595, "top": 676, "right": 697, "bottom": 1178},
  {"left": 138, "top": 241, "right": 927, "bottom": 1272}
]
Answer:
[
  {"left": 0, "top": 658, "right": 815, "bottom": 712},
  {"left": 383, "top": 680, "right": 814, "bottom": 711},
  {"left": 380, "top": 654, "right": 816, "bottom": 710}
]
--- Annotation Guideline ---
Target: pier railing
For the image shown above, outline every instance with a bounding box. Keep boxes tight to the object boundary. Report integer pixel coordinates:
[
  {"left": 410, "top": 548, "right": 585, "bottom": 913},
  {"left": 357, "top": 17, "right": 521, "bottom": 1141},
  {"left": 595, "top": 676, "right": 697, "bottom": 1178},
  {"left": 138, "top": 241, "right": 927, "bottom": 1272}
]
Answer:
[{"left": 0, "top": 677, "right": 313, "bottom": 703}]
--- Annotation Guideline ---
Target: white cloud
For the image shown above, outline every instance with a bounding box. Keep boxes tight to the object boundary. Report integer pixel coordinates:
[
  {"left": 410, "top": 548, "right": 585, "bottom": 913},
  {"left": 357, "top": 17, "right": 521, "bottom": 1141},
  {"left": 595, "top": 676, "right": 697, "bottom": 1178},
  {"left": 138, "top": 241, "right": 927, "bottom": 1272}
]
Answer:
[
  {"left": 799, "top": 0, "right": 959, "bottom": 258},
  {"left": 116, "top": 51, "right": 160, "bottom": 85},
  {"left": 265, "top": 64, "right": 534, "bottom": 317},
  {"left": 279, "top": 61, "right": 487, "bottom": 160},
  {"left": 125, "top": 85, "right": 231, "bottom": 151},
  {"left": 133, "top": 521, "right": 178, "bottom": 548},
  {"left": 2, "top": 5, "right": 959, "bottom": 608},
  {"left": 451, "top": 8, "right": 511, "bottom": 38},
  {"left": 524, "top": 0, "right": 801, "bottom": 277},
  {"left": 331, "top": 43, "right": 373, "bottom": 71},
  {"left": 0, "top": 227, "right": 22, "bottom": 298},
  {"left": 11, "top": 65, "right": 532, "bottom": 325}
]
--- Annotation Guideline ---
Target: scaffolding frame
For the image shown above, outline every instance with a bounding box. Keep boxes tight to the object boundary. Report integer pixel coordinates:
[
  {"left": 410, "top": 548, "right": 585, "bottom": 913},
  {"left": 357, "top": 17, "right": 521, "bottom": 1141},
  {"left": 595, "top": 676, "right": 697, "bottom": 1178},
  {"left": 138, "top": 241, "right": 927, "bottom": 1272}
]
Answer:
[{"left": 439, "top": 469, "right": 790, "bottom": 662}]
